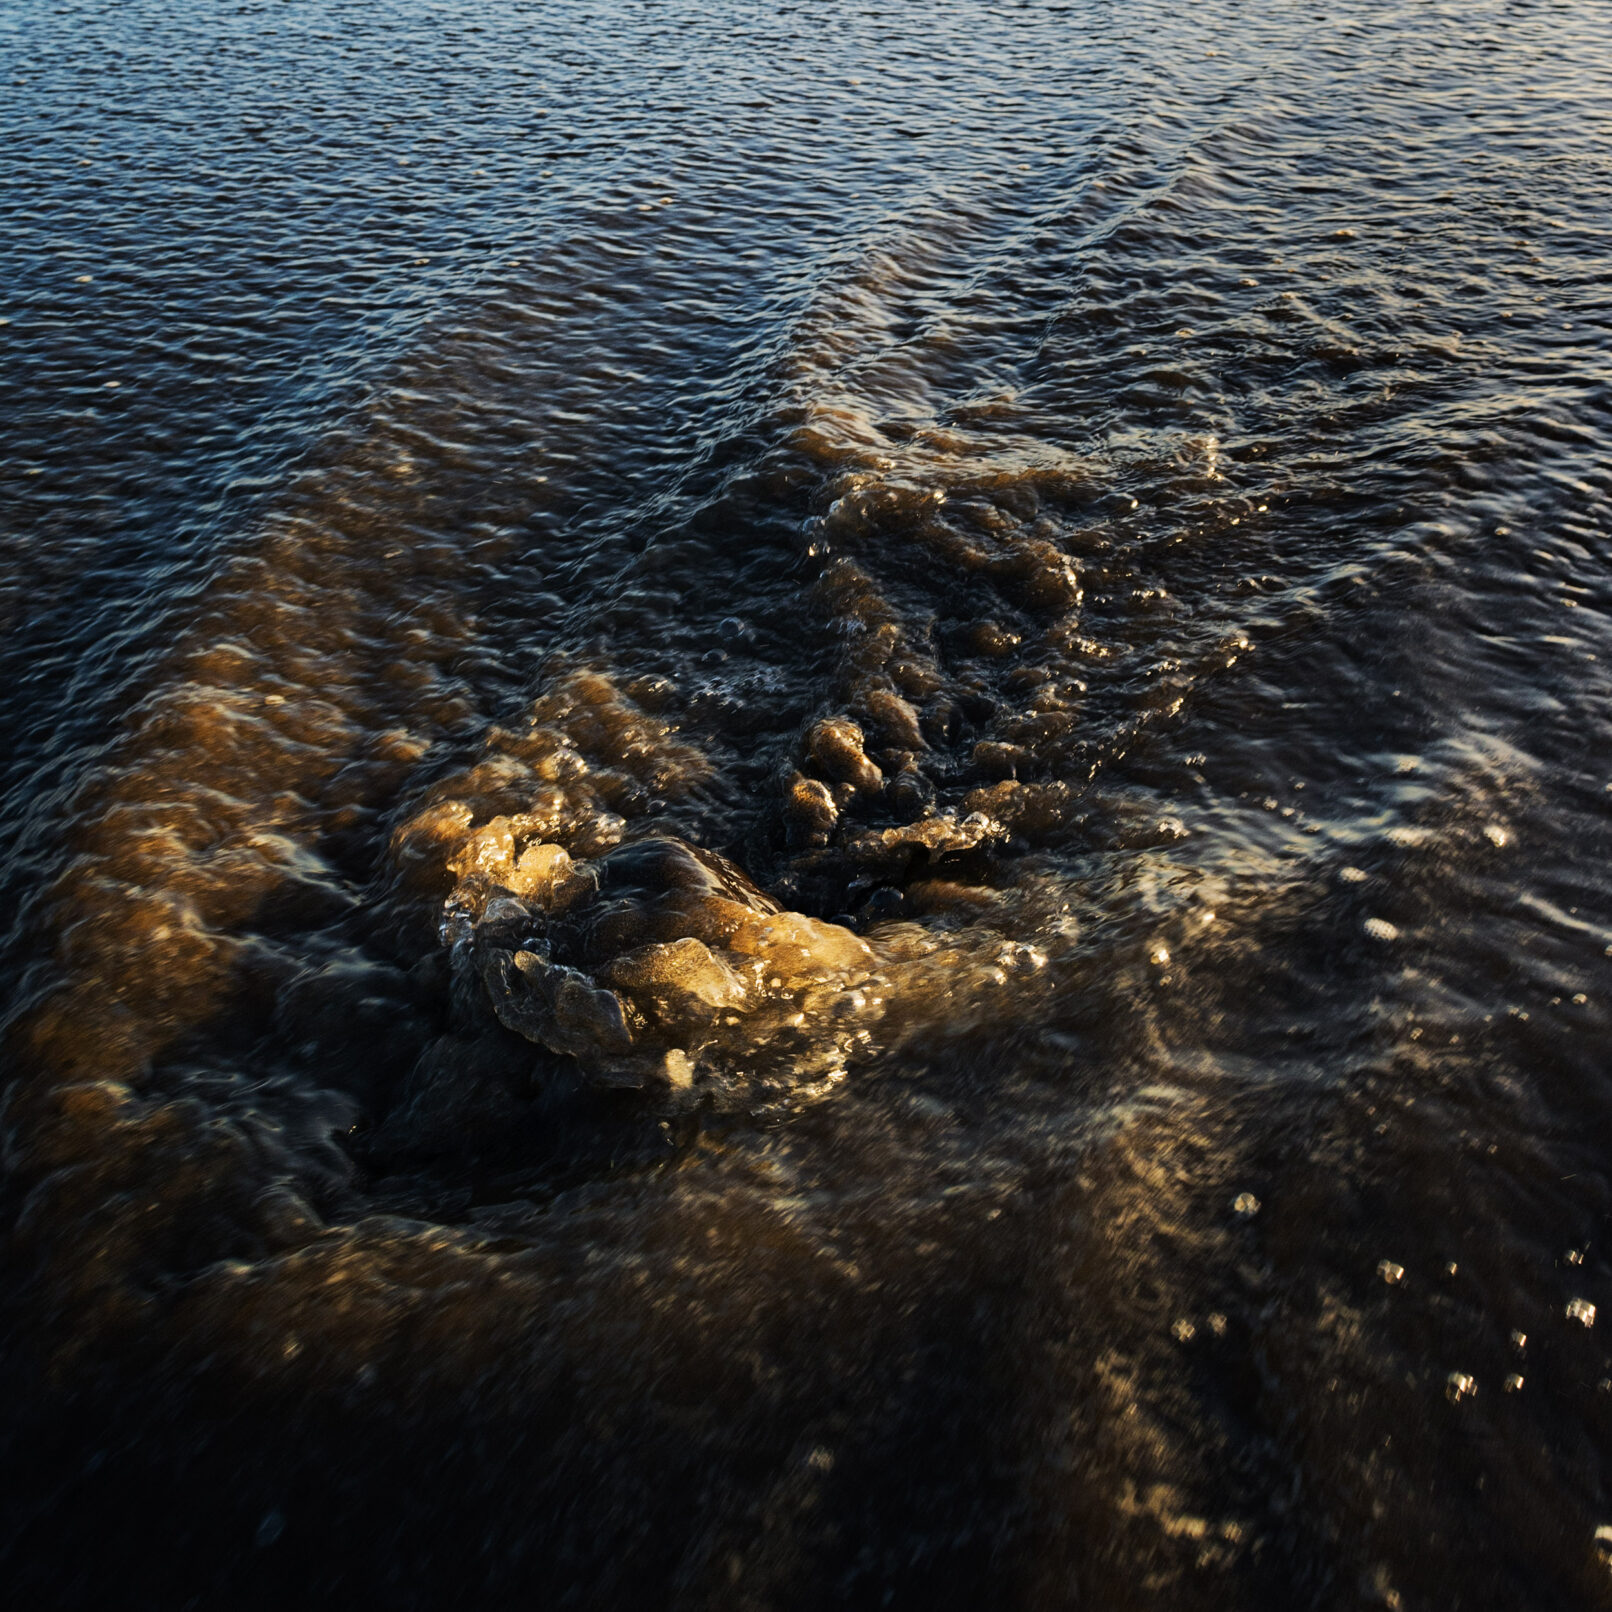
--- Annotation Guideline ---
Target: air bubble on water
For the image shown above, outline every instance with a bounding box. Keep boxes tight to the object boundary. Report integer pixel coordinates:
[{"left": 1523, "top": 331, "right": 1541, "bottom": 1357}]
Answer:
[
  {"left": 1363, "top": 918, "right": 1399, "bottom": 942},
  {"left": 1445, "top": 1372, "right": 1477, "bottom": 1403},
  {"left": 1340, "top": 866, "right": 1369, "bottom": 883},
  {"left": 1567, "top": 1298, "right": 1596, "bottom": 1327},
  {"left": 1233, "top": 1192, "right": 1260, "bottom": 1216},
  {"left": 1377, "top": 1260, "right": 1405, "bottom": 1285},
  {"left": 1001, "top": 943, "right": 1046, "bottom": 973},
  {"left": 1149, "top": 944, "right": 1171, "bottom": 967},
  {"left": 1171, "top": 1318, "right": 1196, "bottom": 1342}
]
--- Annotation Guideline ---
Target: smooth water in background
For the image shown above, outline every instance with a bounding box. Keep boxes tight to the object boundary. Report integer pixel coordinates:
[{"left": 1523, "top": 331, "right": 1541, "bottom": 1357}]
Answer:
[{"left": 4, "top": 2, "right": 1612, "bottom": 1606}]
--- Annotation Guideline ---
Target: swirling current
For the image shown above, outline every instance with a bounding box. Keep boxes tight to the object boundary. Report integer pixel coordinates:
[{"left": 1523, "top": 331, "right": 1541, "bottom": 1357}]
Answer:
[{"left": 4, "top": 2, "right": 1612, "bottom": 1606}]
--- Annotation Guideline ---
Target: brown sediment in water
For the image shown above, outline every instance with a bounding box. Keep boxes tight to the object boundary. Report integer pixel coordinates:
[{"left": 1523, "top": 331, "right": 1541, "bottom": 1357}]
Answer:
[{"left": 5, "top": 4, "right": 1612, "bottom": 1606}]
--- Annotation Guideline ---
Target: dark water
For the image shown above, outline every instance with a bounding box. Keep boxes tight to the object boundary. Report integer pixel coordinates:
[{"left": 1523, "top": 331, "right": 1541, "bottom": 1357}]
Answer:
[{"left": 4, "top": 0, "right": 1612, "bottom": 1604}]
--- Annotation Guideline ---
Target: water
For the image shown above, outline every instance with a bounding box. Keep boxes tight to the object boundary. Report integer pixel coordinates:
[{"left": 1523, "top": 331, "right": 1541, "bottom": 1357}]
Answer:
[{"left": 3, "top": 1, "right": 1612, "bottom": 1605}]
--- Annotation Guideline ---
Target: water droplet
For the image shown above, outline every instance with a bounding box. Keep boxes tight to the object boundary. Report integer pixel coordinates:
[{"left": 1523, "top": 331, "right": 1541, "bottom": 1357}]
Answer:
[
  {"left": 1483, "top": 824, "right": 1508, "bottom": 847},
  {"left": 1503, "top": 1373, "right": 1524, "bottom": 1393},
  {"left": 1233, "top": 1192, "right": 1260, "bottom": 1216},
  {"left": 1377, "top": 1260, "right": 1405, "bottom": 1285},
  {"left": 1363, "top": 917, "right": 1399, "bottom": 942},
  {"left": 1446, "top": 1372, "right": 1477, "bottom": 1403},
  {"left": 1567, "top": 1298, "right": 1596, "bottom": 1327}
]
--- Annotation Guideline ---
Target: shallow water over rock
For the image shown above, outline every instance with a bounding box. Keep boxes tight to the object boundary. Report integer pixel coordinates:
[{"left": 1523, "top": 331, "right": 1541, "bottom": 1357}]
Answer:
[{"left": 4, "top": 1, "right": 1612, "bottom": 1606}]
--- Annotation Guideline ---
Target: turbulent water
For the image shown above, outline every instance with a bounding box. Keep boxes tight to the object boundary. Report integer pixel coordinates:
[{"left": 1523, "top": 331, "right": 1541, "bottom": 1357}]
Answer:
[{"left": 4, "top": 0, "right": 1612, "bottom": 1605}]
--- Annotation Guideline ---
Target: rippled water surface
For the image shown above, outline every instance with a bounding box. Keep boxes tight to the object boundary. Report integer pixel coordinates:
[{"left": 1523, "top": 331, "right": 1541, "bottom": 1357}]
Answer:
[{"left": 5, "top": 1, "right": 1612, "bottom": 1605}]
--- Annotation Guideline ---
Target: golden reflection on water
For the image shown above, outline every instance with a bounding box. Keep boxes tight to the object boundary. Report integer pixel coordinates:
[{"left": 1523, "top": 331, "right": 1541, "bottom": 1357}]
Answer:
[{"left": 6, "top": 0, "right": 1612, "bottom": 1605}]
